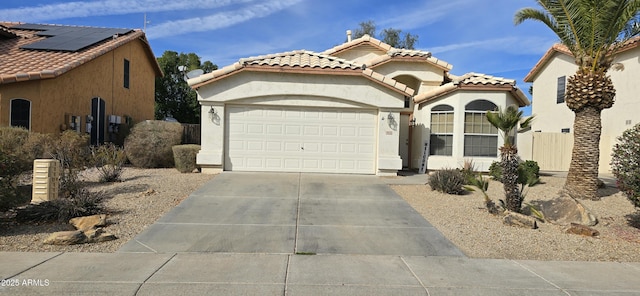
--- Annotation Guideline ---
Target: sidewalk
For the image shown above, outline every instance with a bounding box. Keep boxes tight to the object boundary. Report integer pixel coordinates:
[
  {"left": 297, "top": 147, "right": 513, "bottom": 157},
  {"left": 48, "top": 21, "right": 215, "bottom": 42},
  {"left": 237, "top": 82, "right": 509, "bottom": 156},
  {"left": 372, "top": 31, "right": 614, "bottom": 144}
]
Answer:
[{"left": 2, "top": 252, "right": 639, "bottom": 295}]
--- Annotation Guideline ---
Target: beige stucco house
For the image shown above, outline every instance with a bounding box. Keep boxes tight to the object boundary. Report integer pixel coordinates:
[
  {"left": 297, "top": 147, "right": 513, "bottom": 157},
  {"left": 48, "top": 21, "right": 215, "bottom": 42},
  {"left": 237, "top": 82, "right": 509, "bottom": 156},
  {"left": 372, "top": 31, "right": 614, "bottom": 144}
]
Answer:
[
  {"left": 521, "top": 37, "right": 640, "bottom": 173},
  {"left": 189, "top": 34, "right": 529, "bottom": 175}
]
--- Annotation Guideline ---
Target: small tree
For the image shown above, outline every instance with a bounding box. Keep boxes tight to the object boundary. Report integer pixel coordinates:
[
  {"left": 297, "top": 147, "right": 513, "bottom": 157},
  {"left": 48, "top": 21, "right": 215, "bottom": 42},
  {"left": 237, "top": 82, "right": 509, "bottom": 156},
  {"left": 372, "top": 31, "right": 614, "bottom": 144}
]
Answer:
[
  {"left": 486, "top": 106, "right": 534, "bottom": 213},
  {"left": 352, "top": 20, "right": 419, "bottom": 49}
]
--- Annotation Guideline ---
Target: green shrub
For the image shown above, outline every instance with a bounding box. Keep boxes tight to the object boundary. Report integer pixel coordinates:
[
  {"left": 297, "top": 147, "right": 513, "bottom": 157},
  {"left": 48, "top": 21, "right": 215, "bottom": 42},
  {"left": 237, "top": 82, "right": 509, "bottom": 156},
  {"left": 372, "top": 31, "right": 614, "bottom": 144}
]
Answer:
[
  {"left": 611, "top": 123, "right": 640, "bottom": 207},
  {"left": 428, "top": 169, "right": 465, "bottom": 195},
  {"left": 91, "top": 143, "right": 127, "bottom": 182},
  {"left": 488, "top": 161, "right": 503, "bottom": 181},
  {"left": 518, "top": 160, "right": 540, "bottom": 185},
  {"left": 172, "top": 144, "right": 200, "bottom": 173},
  {"left": 15, "top": 188, "right": 105, "bottom": 223},
  {"left": 124, "top": 120, "right": 183, "bottom": 168},
  {"left": 489, "top": 160, "right": 540, "bottom": 186}
]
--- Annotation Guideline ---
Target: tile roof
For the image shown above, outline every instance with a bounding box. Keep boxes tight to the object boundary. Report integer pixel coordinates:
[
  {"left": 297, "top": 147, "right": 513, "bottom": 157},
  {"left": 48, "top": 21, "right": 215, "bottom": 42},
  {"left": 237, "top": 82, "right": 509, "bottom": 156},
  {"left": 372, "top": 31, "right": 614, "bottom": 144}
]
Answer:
[
  {"left": 323, "top": 34, "right": 453, "bottom": 71},
  {"left": 415, "top": 73, "right": 529, "bottom": 107},
  {"left": 0, "top": 22, "right": 162, "bottom": 85},
  {"left": 189, "top": 50, "right": 414, "bottom": 96},
  {"left": 323, "top": 34, "right": 392, "bottom": 55},
  {"left": 524, "top": 36, "right": 640, "bottom": 82}
]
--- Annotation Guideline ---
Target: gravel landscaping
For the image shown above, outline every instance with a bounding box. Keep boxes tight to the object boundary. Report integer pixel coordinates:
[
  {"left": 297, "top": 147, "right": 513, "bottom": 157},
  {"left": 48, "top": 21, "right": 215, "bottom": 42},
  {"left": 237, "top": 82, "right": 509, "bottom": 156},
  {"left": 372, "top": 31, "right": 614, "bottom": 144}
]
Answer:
[
  {"left": 1, "top": 168, "right": 639, "bottom": 262},
  {"left": 393, "top": 175, "right": 640, "bottom": 262}
]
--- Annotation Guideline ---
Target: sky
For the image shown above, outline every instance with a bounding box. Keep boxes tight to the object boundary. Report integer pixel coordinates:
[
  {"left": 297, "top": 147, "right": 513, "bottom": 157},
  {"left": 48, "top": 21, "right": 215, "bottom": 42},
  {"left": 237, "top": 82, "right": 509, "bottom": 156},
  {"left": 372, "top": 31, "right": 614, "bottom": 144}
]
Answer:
[{"left": 1, "top": 0, "right": 561, "bottom": 115}]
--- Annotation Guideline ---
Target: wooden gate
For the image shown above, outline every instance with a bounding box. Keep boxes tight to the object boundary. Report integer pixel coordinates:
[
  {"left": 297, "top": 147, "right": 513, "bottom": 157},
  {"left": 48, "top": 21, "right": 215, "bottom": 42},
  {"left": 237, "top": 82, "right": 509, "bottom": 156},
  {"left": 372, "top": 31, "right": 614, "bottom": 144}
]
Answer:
[{"left": 532, "top": 132, "right": 573, "bottom": 171}]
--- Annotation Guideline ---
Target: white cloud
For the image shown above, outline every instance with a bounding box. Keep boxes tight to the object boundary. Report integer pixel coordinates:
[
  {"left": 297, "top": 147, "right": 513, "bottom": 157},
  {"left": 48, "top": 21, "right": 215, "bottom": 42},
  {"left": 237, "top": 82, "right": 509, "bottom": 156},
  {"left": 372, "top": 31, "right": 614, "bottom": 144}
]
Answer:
[
  {"left": 146, "top": 0, "right": 303, "bottom": 39},
  {"left": 426, "top": 36, "right": 556, "bottom": 56},
  {"left": 378, "top": 0, "right": 475, "bottom": 30},
  {"left": 0, "top": 0, "right": 256, "bottom": 22}
]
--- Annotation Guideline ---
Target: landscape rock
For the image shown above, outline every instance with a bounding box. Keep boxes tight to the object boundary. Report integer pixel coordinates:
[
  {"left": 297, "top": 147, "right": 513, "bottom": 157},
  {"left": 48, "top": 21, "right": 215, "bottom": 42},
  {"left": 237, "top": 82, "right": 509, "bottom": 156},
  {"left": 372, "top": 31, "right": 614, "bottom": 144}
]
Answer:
[
  {"left": 69, "top": 214, "right": 107, "bottom": 231},
  {"left": 43, "top": 230, "right": 87, "bottom": 245},
  {"left": 503, "top": 211, "right": 538, "bottom": 229},
  {"left": 84, "top": 228, "right": 118, "bottom": 243},
  {"left": 535, "top": 195, "right": 598, "bottom": 226},
  {"left": 565, "top": 223, "right": 600, "bottom": 237}
]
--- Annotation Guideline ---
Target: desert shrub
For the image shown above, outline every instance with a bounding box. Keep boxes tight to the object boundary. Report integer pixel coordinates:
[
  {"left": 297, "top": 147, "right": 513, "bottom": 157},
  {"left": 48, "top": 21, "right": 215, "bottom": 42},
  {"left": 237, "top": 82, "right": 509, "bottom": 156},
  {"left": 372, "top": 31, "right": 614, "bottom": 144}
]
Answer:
[
  {"left": 0, "top": 148, "right": 30, "bottom": 211},
  {"left": 124, "top": 120, "right": 183, "bottom": 168},
  {"left": 0, "top": 127, "right": 34, "bottom": 210},
  {"left": 460, "top": 159, "right": 478, "bottom": 185},
  {"left": 428, "top": 169, "right": 465, "bottom": 195},
  {"left": 48, "top": 131, "right": 90, "bottom": 197},
  {"left": 91, "top": 143, "right": 127, "bottom": 182},
  {"left": 23, "top": 132, "right": 54, "bottom": 160},
  {"left": 611, "top": 123, "right": 640, "bottom": 208},
  {"left": 518, "top": 160, "right": 540, "bottom": 185},
  {"left": 172, "top": 144, "right": 201, "bottom": 173},
  {"left": 489, "top": 160, "right": 540, "bottom": 186},
  {"left": 15, "top": 188, "right": 105, "bottom": 223},
  {"left": 488, "top": 161, "right": 502, "bottom": 181}
]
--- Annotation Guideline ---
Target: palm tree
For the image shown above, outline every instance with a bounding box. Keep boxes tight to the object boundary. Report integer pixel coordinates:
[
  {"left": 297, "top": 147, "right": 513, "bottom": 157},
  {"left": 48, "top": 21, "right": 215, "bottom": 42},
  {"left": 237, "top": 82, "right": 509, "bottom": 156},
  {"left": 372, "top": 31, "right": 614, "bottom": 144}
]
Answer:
[
  {"left": 487, "top": 105, "right": 534, "bottom": 213},
  {"left": 515, "top": 0, "right": 639, "bottom": 200}
]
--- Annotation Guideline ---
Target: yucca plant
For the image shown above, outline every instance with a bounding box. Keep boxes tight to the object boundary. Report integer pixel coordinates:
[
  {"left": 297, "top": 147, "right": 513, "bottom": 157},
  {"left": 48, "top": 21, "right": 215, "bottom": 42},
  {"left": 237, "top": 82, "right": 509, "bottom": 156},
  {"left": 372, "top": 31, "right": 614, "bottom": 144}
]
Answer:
[
  {"left": 515, "top": 0, "right": 640, "bottom": 200},
  {"left": 486, "top": 105, "right": 534, "bottom": 213}
]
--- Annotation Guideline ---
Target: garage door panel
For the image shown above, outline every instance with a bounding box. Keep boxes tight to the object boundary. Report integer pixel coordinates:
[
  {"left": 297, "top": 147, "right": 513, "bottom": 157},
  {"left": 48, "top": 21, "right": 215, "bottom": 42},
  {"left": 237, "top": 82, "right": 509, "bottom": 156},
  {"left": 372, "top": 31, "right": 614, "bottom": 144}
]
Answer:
[{"left": 227, "top": 105, "right": 376, "bottom": 174}]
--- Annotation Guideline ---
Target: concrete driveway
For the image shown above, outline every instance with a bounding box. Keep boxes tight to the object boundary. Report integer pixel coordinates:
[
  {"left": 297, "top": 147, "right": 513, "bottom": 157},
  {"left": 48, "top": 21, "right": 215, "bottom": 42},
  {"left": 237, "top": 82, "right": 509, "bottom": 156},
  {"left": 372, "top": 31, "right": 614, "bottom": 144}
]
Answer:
[
  {"left": 4, "top": 172, "right": 640, "bottom": 295},
  {"left": 118, "top": 172, "right": 463, "bottom": 256}
]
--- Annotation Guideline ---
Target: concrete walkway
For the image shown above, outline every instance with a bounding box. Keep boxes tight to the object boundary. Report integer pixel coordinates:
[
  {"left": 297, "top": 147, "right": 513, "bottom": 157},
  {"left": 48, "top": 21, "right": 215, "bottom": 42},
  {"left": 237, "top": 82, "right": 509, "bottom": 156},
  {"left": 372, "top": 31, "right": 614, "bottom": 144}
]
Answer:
[{"left": 1, "top": 172, "right": 639, "bottom": 295}]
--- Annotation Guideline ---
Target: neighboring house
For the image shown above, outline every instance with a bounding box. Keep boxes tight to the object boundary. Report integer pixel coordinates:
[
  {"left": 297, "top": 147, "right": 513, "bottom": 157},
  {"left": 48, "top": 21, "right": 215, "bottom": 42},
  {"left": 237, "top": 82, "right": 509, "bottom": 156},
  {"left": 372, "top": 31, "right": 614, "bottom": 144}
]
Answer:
[
  {"left": 0, "top": 22, "right": 162, "bottom": 145},
  {"left": 522, "top": 37, "right": 640, "bottom": 173},
  {"left": 189, "top": 34, "right": 529, "bottom": 175}
]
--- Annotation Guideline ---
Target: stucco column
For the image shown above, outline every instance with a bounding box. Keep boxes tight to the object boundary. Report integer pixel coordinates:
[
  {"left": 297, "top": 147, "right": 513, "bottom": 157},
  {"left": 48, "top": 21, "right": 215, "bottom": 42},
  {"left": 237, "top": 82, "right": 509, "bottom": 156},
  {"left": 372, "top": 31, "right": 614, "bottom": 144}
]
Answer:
[
  {"left": 196, "top": 103, "right": 225, "bottom": 174},
  {"left": 377, "top": 110, "right": 402, "bottom": 176}
]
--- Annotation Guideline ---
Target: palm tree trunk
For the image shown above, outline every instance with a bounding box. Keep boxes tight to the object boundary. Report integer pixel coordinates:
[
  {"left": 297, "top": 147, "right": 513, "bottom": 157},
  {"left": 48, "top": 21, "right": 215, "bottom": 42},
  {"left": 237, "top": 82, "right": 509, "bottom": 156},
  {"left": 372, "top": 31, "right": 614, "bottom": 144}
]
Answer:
[
  {"left": 564, "top": 106, "right": 601, "bottom": 200},
  {"left": 501, "top": 146, "right": 522, "bottom": 212}
]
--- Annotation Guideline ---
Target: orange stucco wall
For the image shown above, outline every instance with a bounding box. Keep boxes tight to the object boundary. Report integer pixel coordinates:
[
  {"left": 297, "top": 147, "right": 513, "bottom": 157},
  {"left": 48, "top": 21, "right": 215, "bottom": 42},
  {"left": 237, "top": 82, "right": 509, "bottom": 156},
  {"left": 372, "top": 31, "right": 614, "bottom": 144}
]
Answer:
[{"left": 0, "top": 38, "right": 156, "bottom": 137}]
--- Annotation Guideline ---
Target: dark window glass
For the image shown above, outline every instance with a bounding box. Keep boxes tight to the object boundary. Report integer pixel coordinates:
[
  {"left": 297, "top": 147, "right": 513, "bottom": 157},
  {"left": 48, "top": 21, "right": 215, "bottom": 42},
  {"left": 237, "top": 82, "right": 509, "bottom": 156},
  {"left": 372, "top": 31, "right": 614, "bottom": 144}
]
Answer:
[
  {"left": 124, "top": 59, "right": 130, "bottom": 89},
  {"left": 561, "top": 128, "right": 570, "bottom": 133},
  {"left": 430, "top": 134, "right": 453, "bottom": 156},
  {"left": 10, "top": 99, "right": 30, "bottom": 130},
  {"left": 466, "top": 99, "right": 497, "bottom": 111},
  {"left": 464, "top": 135, "right": 498, "bottom": 157}
]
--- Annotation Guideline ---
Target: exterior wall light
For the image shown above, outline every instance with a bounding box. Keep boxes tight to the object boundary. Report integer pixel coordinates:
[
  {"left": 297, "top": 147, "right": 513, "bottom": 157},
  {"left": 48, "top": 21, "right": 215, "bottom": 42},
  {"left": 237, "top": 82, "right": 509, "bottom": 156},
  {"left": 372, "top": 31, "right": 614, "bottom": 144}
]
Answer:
[{"left": 410, "top": 118, "right": 417, "bottom": 126}]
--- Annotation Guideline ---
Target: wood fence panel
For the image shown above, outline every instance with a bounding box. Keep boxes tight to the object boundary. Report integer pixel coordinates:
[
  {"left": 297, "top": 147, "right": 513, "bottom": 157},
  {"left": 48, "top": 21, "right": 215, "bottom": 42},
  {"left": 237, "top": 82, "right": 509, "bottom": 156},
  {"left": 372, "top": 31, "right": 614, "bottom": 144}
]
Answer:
[
  {"left": 182, "top": 124, "right": 201, "bottom": 145},
  {"left": 532, "top": 132, "right": 573, "bottom": 171}
]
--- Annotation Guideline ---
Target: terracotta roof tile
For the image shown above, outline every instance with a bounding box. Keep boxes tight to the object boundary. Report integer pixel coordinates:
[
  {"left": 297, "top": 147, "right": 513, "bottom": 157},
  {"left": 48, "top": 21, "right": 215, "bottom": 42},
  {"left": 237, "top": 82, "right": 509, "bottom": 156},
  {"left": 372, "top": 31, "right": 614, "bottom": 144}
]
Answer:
[
  {"left": 189, "top": 50, "right": 414, "bottom": 96},
  {"left": 0, "top": 22, "right": 162, "bottom": 85},
  {"left": 415, "top": 72, "right": 529, "bottom": 107}
]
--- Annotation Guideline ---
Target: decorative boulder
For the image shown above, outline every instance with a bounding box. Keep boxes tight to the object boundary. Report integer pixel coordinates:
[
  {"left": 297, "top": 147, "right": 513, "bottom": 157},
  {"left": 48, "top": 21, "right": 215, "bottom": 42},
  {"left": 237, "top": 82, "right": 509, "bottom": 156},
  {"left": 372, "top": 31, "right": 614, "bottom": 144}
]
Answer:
[
  {"left": 84, "top": 228, "right": 118, "bottom": 243},
  {"left": 69, "top": 214, "right": 107, "bottom": 231},
  {"left": 43, "top": 230, "right": 87, "bottom": 245},
  {"left": 535, "top": 196, "right": 597, "bottom": 226},
  {"left": 503, "top": 211, "right": 538, "bottom": 229},
  {"left": 565, "top": 223, "right": 600, "bottom": 237}
]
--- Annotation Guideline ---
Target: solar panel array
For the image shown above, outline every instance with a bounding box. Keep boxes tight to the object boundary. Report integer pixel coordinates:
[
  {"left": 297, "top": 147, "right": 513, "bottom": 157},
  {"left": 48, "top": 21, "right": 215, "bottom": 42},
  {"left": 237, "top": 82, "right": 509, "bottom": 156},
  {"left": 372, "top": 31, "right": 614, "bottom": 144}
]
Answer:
[{"left": 15, "top": 23, "right": 132, "bottom": 52}]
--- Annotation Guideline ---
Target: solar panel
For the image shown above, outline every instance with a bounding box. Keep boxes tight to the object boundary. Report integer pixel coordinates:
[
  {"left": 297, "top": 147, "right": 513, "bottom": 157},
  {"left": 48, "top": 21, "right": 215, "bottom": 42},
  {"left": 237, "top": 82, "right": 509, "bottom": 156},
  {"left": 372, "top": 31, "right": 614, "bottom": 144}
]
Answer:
[{"left": 15, "top": 23, "right": 132, "bottom": 52}]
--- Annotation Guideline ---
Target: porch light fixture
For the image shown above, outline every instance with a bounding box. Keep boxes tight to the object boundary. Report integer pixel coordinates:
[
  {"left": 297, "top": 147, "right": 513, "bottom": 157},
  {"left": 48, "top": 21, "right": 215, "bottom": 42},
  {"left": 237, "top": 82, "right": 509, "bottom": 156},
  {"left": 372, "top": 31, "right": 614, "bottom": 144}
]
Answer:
[
  {"left": 410, "top": 118, "right": 416, "bottom": 126},
  {"left": 209, "top": 106, "right": 217, "bottom": 116},
  {"left": 387, "top": 112, "right": 394, "bottom": 121}
]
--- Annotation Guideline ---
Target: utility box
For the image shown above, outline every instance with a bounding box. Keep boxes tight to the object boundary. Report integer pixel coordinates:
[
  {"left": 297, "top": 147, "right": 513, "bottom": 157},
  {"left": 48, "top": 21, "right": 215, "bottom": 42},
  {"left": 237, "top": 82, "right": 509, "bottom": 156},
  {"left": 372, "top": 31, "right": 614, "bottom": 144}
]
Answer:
[{"left": 31, "top": 159, "right": 61, "bottom": 204}]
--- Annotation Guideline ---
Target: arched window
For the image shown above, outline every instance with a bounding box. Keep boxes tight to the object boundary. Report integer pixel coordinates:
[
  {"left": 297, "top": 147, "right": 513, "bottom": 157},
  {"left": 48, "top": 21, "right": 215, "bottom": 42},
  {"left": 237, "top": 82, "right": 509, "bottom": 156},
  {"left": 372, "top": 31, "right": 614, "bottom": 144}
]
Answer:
[
  {"left": 429, "top": 104, "right": 454, "bottom": 156},
  {"left": 464, "top": 100, "right": 498, "bottom": 157},
  {"left": 10, "top": 99, "right": 31, "bottom": 130}
]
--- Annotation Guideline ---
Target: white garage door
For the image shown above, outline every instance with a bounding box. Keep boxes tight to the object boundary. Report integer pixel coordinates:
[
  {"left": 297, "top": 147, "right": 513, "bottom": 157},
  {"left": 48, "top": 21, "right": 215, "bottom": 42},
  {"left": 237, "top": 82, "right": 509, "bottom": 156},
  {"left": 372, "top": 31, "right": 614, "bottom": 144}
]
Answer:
[{"left": 226, "top": 105, "right": 376, "bottom": 174}]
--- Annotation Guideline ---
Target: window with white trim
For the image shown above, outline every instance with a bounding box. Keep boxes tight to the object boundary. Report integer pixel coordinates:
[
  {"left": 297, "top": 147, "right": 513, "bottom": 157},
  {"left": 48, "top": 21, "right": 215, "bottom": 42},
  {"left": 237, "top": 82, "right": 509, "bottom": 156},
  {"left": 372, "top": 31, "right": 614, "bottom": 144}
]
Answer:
[
  {"left": 464, "top": 100, "right": 498, "bottom": 157},
  {"left": 10, "top": 98, "right": 31, "bottom": 130},
  {"left": 429, "top": 104, "right": 454, "bottom": 156}
]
